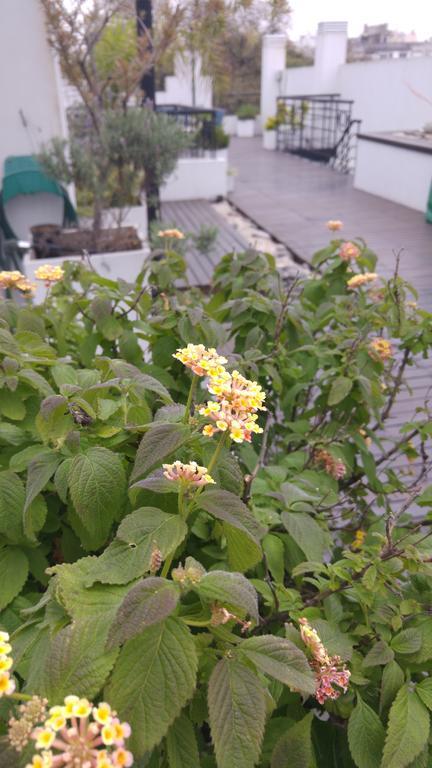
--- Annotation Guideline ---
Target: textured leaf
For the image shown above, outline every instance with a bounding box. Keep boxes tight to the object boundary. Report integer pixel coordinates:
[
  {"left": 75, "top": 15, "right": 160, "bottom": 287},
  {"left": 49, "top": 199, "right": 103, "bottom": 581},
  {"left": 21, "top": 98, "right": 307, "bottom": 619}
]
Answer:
[
  {"left": 328, "top": 376, "right": 353, "bottom": 406},
  {"left": 309, "top": 619, "right": 353, "bottom": 661},
  {"left": 68, "top": 447, "right": 126, "bottom": 548},
  {"left": 363, "top": 640, "right": 394, "bottom": 668},
  {"left": 106, "top": 617, "right": 198, "bottom": 755},
  {"left": 24, "top": 450, "right": 61, "bottom": 539},
  {"left": 391, "top": 629, "right": 422, "bottom": 655},
  {"left": 0, "top": 389, "right": 26, "bottom": 420},
  {"left": 281, "top": 512, "right": 329, "bottom": 561},
  {"left": 271, "top": 713, "right": 313, "bottom": 768},
  {"left": 416, "top": 678, "right": 432, "bottom": 710},
  {"left": 108, "top": 577, "right": 179, "bottom": 647},
  {"left": 239, "top": 635, "right": 315, "bottom": 694},
  {"left": 199, "top": 488, "right": 265, "bottom": 545},
  {"left": 197, "top": 571, "right": 259, "bottom": 621},
  {"left": 224, "top": 523, "right": 263, "bottom": 572},
  {"left": 85, "top": 508, "right": 187, "bottom": 585},
  {"left": 208, "top": 658, "right": 266, "bottom": 768},
  {"left": 131, "top": 423, "right": 190, "bottom": 482},
  {"left": 166, "top": 714, "right": 200, "bottom": 768},
  {"left": 19, "top": 368, "right": 54, "bottom": 397},
  {"left": 0, "top": 470, "right": 25, "bottom": 543},
  {"left": 36, "top": 395, "right": 72, "bottom": 442},
  {"left": 381, "top": 685, "right": 429, "bottom": 768},
  {"left": 380, "top": 662, "right": 404, "bottom": 715},
  {"left": 348, "top": 695, "right": 385, "bottom": 768},
  {"left": 0, "top": 546, "right": 29, "bottom": 610}
]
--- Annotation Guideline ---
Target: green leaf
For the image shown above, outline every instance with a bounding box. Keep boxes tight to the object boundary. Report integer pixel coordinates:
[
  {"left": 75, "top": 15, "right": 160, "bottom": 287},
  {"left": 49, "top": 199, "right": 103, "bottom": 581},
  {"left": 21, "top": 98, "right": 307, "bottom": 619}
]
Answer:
[
  {"left": 381, "top": 685, "right": 429, "bottom": 768},
  {"left": 281, "top": 512, "right": 329, "bottom": 561},
  {"left": 238, "top": 635, "right": 315, "bottom": 694},
  {"left": 166, "top": 714, "right": 200, "bottom": 768},
  {"left": 85, "top": 508, "right": 187, "bottom": 585},
  {"left": 391, "top": 629, "right": 422, "bottom": 655},
  {"left": 208, "top": 658, "right": 266, "bottom": 768},
  {"left": 19, "top": 368, "right": 54, "bottom": 397},
  {"left": 380, "top": 662, "right": 404, "bottom": 715},
  {"left": 0, "top": 470, "right": 25, "bottom": 543},
  {"left": 0, "top": 546, "right": 28, "bottom": 610},
  {"left": 0, "top": 389, "right": 26, "bottom": 420},
  {"left": 24, "top": 450, "right": 61, "bottom": 540},
  {"left": 328, "top": 376, "right": 353, "bottom": 406},
  {"left": 197, "top": 571, "right": 259, "bottom": 621},
  {"left": 68, "top": 447, "right": 126, "bottom": 549},
  {"left": 106, "top": 617, "right": 198, "bottom": 755},
  {"left": 199, "top": 489, "right": 265, "bottom": 547},
  {"left": 36, "top": 395, "right": 72, "bottom": 443},
  {"left": 271, "top": 713, "right": 313, "bottom": 768},
  {"left": 348, "top": 695, "right": 385, "bottom": 768},
  {"left": 131, "top": 423, "right": 190, "bottom": 483},
  {"left": 223, "top": 523, "right": 263, "bottom": 572},
  {"left": 9, "top": 445, "right": 47, "bottom": 473},
  {"left": 108, "top": 577, "right": 179, "bottom": 648},
  {"left": 363, "top": 640, "right": 394, "bottom": 668},
  {"left": 262, "top": 534, "right": 285, "bottom": 583},
  {"left": 310, "top": 619, "right": 353, "bottom": 661},
  {"left": 416, "top": 678, "right": 432, "bottom": 710}
]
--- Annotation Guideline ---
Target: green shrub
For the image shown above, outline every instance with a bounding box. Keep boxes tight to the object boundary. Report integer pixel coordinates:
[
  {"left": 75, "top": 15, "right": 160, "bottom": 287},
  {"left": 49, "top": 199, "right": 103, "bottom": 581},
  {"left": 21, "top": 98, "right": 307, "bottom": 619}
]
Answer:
[
  {"left": 236, "top": 104, "right": 259, "bottom": 120},
  {"left": 0, "top": 233, "right": 432, "bottom": 767}
]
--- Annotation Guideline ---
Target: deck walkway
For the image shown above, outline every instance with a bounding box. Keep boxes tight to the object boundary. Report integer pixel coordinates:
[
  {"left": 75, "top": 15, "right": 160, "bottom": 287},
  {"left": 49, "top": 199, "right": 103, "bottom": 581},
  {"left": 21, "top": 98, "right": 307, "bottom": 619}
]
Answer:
[{"left": 228, "top": 137, "right": 432, "bottom": 309}]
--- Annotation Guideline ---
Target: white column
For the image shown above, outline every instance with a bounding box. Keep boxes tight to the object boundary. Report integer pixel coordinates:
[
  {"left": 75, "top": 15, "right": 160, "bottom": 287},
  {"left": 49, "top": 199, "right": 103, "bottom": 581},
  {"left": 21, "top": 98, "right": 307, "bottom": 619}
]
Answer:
[
  {"left": 314, "top": 21, "right": 348, "bottom": 92},
  {"left": 260, "top": 34, "right": 287, "bottom": 124}
]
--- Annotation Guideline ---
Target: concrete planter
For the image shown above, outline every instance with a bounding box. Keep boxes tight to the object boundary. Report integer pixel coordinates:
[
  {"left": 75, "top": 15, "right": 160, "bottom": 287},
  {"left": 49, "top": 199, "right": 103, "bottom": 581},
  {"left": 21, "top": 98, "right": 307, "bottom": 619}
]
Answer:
[
  {"left": 237, "top": 119, "right": 255, "bottom": 138},
  {"left": 161, "top": 155, "right": 228, "bottom": 201},
  {"left": 222, "top": 115, "right": 238, "bottom": 136},
  {"left": 263, "top": 130, "right": 277, "bottom": 150}
]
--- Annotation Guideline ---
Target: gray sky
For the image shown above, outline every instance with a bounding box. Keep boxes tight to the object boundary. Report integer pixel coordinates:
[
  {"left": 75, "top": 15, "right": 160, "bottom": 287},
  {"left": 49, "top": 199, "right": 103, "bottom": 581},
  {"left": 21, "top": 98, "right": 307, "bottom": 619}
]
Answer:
[{"left": 288, "top": 0, "right": 432, "bottom": 41}]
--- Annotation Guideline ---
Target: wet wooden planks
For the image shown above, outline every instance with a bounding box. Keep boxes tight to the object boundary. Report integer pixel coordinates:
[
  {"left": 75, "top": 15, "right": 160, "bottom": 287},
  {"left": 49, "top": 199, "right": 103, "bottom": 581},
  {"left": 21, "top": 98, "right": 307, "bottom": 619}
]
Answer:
[{"left": 161, "top": 199, "right": 247, "bottom": 286}]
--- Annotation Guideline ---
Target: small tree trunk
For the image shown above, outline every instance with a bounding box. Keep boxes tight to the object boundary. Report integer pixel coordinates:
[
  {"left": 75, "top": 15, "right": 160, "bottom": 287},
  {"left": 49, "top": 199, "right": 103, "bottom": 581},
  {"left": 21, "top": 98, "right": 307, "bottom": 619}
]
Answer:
[{"left": 145, "top": 172, "right": 161, "bottom": 224}]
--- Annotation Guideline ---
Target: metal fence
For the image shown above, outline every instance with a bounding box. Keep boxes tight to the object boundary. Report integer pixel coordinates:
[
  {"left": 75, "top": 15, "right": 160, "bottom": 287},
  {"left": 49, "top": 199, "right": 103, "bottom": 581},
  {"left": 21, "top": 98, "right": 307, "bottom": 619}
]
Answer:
[
  {"left": 276, "top": 94, "right": 360, "bottom": 173},
  {"left": 155, "top": 104, "right": 223, "bottom": 156}
]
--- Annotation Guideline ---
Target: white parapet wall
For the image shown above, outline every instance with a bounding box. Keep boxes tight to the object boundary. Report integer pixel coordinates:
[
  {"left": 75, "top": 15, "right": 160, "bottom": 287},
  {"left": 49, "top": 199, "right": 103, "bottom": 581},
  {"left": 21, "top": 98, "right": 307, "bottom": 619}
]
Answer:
[
  {"left": 354, "top": 134, "right": 432, "bottom": 212},
  {"left": 160, "top": 155, "right": 228, "bottom": 202}
]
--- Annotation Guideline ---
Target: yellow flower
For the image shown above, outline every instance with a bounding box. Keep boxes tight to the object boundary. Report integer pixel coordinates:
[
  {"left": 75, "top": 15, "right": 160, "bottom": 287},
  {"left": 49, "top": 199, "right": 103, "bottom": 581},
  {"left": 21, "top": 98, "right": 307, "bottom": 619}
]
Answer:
[
  {"left": 94, "top": 702, "right": 113, "bottom": 725},
  {"left": 45, "top": 712, "right": 66, "bottom": 731},
  {"left": 0, "top": 270, "right": 26, "bottom": 288},
  {"left": 352, "top": 530, "right": 366, "bottom": 550},
  {"left": 34, "top": 264, "right": 64, "bottom": 283},
  {"left": 173, "top": 344, "right": 227, "bottom": 377},
  {"left": 102, "top": 723, "right": 117, "bottom": 746},
  {"left": 0, "top": 670, "right": 15, "bottom": 696},
  {"left": 16, "top": 278, "right": 36, "bottom": 295},
  {"left": 347, "top": 273, "right": 378, "bottom": 289},
  {"left": 113, "top": 747, "right": 134, "bottom": 766},
  {"left": 73, "top": 698, "right": 92, "bottom": 718},
  {"left": 202, "top": 424, "right": 216, "bottom": 437},
  {"left": 113, "top": 721, "right": 132, "bottom": 742},
  {"left": 26, "top": 753, "right": 53, "bottom": 768},
  {"left": 326, "top": 220, "right": 343, "bottom": 231},
  {"left": 34, "top": 728, "right": 55, "bottom": 750},
  {"left": 368, "top": 337, "right": 393, "bottom": 362},
  {"left": 157, "top": 228, "right": 185, "bottom": 240},
  {"left": 0, "top": 654, "right": 12, "bottom": 672}
]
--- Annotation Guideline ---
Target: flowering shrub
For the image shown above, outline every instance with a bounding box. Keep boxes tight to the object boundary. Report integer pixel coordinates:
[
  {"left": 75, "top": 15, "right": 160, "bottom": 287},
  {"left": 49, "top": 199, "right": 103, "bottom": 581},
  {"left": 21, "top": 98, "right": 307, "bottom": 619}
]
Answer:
[{"left": 0, "top": 233, "right": 432, "bottom": 767}]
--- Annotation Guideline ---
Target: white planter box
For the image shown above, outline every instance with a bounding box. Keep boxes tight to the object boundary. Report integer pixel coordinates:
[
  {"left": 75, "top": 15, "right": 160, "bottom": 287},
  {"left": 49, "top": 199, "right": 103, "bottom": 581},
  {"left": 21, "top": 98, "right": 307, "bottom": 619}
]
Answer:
[
  {"left": 160, "top": 155, "right": 228, "bottom": 202},
  {"left": 222, "top": 115, "right": 238, "bottom": 136},
  {"left": 24, "top": 246, "right": 149, "bottom": 304},
  {"left": 237, "top": 119, "right": 255, "bottom": 138},
  {"left": 263, "top": 130, "right": 277, "bottom": 150},
  {"left": 354, "top": 133, "right": 432, "bottom": 212}
]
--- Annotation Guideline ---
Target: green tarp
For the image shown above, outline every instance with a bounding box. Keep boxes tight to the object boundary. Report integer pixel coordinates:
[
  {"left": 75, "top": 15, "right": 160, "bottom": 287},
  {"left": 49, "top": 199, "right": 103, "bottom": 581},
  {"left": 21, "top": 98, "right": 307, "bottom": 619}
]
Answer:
[{"left": 0, "top": 155, "right": 77, "bottom": 239}]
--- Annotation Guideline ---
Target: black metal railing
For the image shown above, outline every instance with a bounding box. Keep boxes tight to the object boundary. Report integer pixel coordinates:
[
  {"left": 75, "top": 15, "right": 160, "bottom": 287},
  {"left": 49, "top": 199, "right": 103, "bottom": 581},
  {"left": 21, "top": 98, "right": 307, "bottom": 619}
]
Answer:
[
  {"left": 155, "top": 104, "right": 223, "bottom": 156},
  {"left": 331, "top": 119, "right": 362, "bottom": 173},
  {"left": 276, "top": 95, "right": 359, "bottom": 172}
]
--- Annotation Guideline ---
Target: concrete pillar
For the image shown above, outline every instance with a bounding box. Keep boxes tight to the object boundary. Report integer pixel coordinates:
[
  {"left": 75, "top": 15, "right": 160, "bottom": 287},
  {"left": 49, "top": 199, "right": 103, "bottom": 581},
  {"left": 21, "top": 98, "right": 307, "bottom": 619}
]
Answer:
[
  {"left": 314, "top": 21, "right": 348, "bottom": 92},
  {"left": 260, "top": 34, "right": 286, "bottom": 124}
]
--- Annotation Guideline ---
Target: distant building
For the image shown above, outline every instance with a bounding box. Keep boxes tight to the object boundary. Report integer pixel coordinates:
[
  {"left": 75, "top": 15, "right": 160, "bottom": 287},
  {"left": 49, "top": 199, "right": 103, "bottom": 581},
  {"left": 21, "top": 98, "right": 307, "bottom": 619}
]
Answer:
[{"left": 348, "top": 24, "right": 432, "bottom": 61}]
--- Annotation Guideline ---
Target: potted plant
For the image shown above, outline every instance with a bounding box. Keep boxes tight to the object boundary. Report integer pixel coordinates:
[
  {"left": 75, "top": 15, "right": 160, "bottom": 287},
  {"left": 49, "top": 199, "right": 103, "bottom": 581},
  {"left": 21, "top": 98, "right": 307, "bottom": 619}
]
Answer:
[
  {"left": 236, "top": 104, "right": 259, "bottom": 138},
  {"left": 263, "top": 116, "right": 279, "bottom": 150}
]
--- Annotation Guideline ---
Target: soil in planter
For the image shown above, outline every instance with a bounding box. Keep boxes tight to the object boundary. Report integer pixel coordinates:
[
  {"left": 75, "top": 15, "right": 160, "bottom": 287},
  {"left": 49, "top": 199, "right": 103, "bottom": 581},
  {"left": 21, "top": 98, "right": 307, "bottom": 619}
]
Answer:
[{"left": 31, "top": 225, "right": 142, "bottom": 259}]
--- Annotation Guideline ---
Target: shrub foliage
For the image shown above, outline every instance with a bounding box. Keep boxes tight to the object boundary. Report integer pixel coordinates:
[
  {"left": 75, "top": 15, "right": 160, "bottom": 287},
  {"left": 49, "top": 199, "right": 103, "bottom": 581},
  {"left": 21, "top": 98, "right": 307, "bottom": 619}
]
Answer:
[{"left": 1, "top": 235, "right": 432, "bottom": 768}]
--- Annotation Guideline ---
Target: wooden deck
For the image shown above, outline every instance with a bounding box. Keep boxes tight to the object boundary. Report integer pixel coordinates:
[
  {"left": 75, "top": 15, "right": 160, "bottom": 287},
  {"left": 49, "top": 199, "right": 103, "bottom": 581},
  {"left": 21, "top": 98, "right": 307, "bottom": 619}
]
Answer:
[
  {"left": 161, "top": 199, "right": 247, "bottom": 286},
  {"left": 228, "top": 137, "right": 432, "bottom": 309}
]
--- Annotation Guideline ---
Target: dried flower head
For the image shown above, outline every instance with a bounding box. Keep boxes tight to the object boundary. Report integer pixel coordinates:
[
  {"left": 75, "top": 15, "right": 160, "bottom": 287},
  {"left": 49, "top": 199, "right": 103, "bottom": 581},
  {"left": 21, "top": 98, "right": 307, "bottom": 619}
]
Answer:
[
  {"left": 299, "top": 618, "right": 350, "bottom": 704},
  {"left": 172, "top": 558, "right": 206, "bottom": 586},
  {"left": 0, "top": 270, "right": 26, "bottom": 289},
  {"left": 326, "top": 220, "right": 343, "bottom": 231},
  {"left": 210, "top": 605, "right": 251, "bottom": 634},
  {"left": 34, "top": 265, "right": 64, "bottom": 283},
  {"left": 157, "top": 228, "right": 185, "bottom": 240},
  {"left": 149, "top": 545, "right": 163, "bottom": 574},
  {"left": 27, "top": 696, "right": 133, "bottom": 767},
  {"left": 314, "top": 449, "right": 346, "bottom": 480},
  {"left": 163, "top": 460, "right": 215, "bottom": 487},
  {"left": 347, "top": 273, "right": 378, "bottom": 290},
  {"left": 339, "top": 242, "right": 360, "bottom": 262},
  {"left": 9, "top": 697, "right": 49, "bottom": 752},
  {"left": 368, "top": 337, "right": 393, "bottom": 362},
  {"left": 0, "top": 630, "right": 15, "bottom": 698},
  {"left": 200, "top": 369, "right": 266, "bottom": 443},
  {"left": 173, "top": 344, "right": 227, "bottom": 377}
]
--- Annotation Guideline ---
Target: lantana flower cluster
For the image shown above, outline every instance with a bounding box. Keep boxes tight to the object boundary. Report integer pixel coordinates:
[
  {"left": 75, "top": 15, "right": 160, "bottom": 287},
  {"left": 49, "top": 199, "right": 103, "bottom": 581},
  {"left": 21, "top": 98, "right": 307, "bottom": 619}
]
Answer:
[
  {"left": 163, "top": 460, "right": 215, "bottom": 486},
  {"left": 368, "top": 337, "right": 393, "bottom": 361},
  {"left": 157, "top": 228, "right": 185, "bottom": 240},
  {"left": 314, "top": 449, "right": 346, "bottom": 480},
  {"left": 0, "top": 270, "right": 36, "bottom": 295},
  {"left": 0, "top": 630, "right": 15, "bottom": 697},
  {"left": 347, "top": 272, "right": 378, "bottom": 290},
  {"left": 27, "top": 696, "right": 133, "bottom": 768},
  {"left": 339, "top": 242, "right": 360, "bottom": 262},
  {"left": 173, "top": 344, "right": 227, "bottom": 377},
  {"left": 34, "top": 265, "right": 65, "bottom": 284},
  {"left": 299, "top": 618, "right": 350, "bottom": 705}
]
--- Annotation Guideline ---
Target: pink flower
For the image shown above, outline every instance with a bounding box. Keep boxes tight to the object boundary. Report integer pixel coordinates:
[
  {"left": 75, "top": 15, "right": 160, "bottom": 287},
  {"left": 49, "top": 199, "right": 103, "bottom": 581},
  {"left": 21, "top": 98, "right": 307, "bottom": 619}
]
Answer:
[{"left": 339, "top": 242, "right": 360, "bottom": 262}]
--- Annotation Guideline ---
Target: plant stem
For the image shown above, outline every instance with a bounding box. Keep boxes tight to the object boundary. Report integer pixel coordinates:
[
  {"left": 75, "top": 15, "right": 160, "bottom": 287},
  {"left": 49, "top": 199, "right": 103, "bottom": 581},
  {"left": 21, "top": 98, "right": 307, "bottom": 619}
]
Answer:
[
  {"left": 183, "top": 374, "right": 198, "bottom": 423},
  {"left": 9, "top": 692, "right": 33, "bottom": 702},
  {"left": 207, "top": 431, "right": 229, "bottom": 476}
]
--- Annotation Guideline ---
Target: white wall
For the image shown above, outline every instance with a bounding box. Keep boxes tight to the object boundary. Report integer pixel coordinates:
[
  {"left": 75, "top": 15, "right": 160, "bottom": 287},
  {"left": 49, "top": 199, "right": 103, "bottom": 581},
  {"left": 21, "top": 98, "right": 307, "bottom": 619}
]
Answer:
[
  {"left": 160, "top": 156, "right": 228, "bottom": 202},
  {"left": 156, "top": 54, "right": 213, "bottom": 108},
  {"left": 354, "top": 138, "right": 432, "bottom": 211},
  {"left": 0, "top": 0, "right": 68, "bottom": 174}
]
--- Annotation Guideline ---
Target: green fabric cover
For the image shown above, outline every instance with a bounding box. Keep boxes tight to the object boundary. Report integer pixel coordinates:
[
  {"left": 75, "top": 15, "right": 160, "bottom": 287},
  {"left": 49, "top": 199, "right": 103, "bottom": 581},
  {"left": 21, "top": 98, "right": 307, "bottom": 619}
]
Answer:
[{"left": 0, "top": 155, "right": 77, "bottom": 239}]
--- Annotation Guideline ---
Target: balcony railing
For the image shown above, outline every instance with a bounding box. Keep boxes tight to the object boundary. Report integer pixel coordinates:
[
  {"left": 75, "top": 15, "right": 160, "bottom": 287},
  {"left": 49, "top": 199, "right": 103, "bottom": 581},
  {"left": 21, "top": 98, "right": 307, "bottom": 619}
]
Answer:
[{"left": 155, "top": 104, "right": 223, "bottom": 156}]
